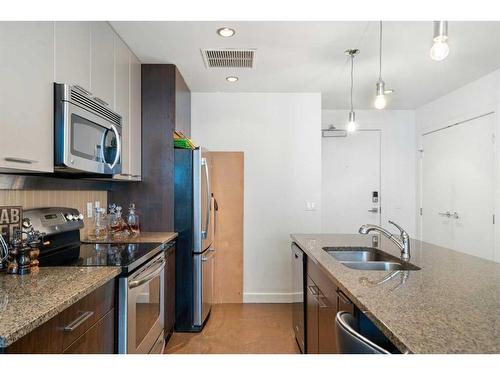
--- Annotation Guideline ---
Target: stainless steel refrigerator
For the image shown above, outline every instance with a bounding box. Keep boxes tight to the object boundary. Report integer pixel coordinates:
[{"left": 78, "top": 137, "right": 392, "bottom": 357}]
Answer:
[{"left": 174, "top": 147, "right": 215, "bottom": 332}]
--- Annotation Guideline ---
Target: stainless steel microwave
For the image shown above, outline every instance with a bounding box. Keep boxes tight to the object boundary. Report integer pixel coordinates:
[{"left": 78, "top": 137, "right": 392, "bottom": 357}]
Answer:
[{"left": 54, "top": 83, "right": 122, "bottom": 175}]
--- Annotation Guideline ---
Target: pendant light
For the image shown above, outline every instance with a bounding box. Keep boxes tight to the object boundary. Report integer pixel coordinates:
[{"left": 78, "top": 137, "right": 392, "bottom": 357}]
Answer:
[
  {"left": 430, "top": 21, "right": 450, "bottom": 61},
  {"left": 374, "top": 21, "right": 394, "bottom": 110},
  {"left": 345, "top": 49, "right": 359, "bottom": 132}
]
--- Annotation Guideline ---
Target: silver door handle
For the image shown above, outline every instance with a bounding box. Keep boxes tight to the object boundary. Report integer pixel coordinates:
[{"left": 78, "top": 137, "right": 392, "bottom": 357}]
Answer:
[
  {"left": 451, "top": 211, "right": 459, "bottom": 219},
  {"left": 438, "top": 211, "right": 451, "bottom": 218},
  {"left": 201, "top": 157, "right": 211, "bottom": 239},
  {"left": 4, "top": 157, "right": 38, "bottom": 164},
  {"left": 64, "top": 311, "right": 94, "bottom": 332},
  {"left": 368, "top": 208, "right": 379, "bottom": 213}
]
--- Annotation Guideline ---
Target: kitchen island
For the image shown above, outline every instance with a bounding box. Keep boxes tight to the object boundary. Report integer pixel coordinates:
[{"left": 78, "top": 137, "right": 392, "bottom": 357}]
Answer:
[
  {"left": 291, "top": 233, "right": 500, "bottom": 354},
  {"left": 0, "top": 267, "right": 120, "bottom": 349}
]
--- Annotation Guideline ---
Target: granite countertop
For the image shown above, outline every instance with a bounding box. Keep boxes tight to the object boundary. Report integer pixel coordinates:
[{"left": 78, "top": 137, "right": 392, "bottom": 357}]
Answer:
[
  {"left": 0, "top": 266, "right": 120, "bottom": 348},
  {"left": 83, "top": 232, "right": 178, "bottom": 244},
  {"left": 291, "top": 233, "right": 500, "bottom": 354}
]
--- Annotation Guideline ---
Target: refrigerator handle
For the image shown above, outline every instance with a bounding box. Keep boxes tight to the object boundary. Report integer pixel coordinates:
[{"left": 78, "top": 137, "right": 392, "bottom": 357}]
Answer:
[{"left": 201, "top": 157, "right": 211, "bottom": 239}]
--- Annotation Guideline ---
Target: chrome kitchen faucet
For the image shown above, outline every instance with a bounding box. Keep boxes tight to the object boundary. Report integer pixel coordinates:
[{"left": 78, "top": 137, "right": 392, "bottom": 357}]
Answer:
[{"left": 359, "top": 221, "right": 411, "bottom": 261}]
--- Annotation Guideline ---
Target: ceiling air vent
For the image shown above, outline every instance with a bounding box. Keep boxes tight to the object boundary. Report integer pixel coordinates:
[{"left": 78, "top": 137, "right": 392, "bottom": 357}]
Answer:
[{"left": 201, "top": 48, "right": 256, "bottom": 69}]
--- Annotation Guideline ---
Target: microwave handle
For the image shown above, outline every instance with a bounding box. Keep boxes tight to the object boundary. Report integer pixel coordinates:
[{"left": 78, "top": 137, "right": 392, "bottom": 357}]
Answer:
[{"left": 101, "top": 124, "right": 121, "bottom": 170}]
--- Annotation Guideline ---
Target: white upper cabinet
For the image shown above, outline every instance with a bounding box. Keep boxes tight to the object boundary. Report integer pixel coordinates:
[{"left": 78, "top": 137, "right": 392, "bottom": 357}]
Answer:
[
  {"left": 54, "top": 22, "right": 91, "bottom": 90},
  {"left": 91, "top": 22, "right": 115, "bottom": 109},
  {"left": 0, "top": 22, "right": 54, "bottom": 172},
  {"left": 0, "top": 21, "right": 140, "bottom": 176},
  {"left": 129, "top": 52, "right": 142, "bottom": 180},
  {"left": 114, "top": 37, "right": 142, "bottom": 181},
  {"left": 114, "top": 35, "right": 131, "bottom": 179}
]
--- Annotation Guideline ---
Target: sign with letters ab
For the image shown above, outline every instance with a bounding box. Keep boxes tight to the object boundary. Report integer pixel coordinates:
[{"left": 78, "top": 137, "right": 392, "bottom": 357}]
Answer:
[{"left": 0, "top": 206, "right": 23, "bottom": 244}]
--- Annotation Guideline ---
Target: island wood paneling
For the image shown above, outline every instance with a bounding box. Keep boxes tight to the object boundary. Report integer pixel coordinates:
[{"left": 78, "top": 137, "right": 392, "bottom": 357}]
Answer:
[
  {"left": 211, "top": 152, "right": 244, "bottom": 304},
  {"left": 0, "top": 190, "right": 107, "bottom": 237}
]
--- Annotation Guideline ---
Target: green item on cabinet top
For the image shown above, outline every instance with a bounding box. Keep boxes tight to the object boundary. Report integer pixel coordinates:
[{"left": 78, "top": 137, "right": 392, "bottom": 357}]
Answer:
[{"left": 174, "top": 138, "right": 192, "bottom": 149}]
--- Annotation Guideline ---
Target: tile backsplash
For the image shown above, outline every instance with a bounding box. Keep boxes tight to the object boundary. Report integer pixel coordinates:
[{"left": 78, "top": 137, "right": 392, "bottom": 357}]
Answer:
[{"left": 0, "top": 190, "right": 107, "bottom": 238}]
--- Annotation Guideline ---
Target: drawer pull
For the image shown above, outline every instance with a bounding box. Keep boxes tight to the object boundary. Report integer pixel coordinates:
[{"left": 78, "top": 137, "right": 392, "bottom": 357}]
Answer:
[
  {"left": 4, "top": 157, "right": 38, "bottom": 164},
  {"left": 64, "top": 311, "right": 94, "bottom": 332},
  {"left": 317, "top": 295, "right": 328, "bottom": 309}
]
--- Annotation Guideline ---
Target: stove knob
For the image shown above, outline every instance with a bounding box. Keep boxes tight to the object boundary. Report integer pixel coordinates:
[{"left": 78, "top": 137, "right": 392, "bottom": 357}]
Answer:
[
  {"left": 77, "top": 214, "right": 84, "bottom": 221},
  {"left": 65, "top": 214, "right": 74, "bottom": 221}
]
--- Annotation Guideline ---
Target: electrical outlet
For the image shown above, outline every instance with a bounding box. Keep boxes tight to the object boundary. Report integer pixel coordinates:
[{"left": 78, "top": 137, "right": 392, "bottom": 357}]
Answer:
[{"left": 86, "top": 202, "right": 93, "bottom": 218}]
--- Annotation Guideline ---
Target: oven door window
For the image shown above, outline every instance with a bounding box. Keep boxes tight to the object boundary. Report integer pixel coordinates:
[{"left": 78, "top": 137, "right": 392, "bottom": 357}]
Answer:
[
  {"left": 70, "top": 113, "right": 118, "bottom": 163},
  {"left": 134, "top": 273, "right": 161, "bottom": 347}
]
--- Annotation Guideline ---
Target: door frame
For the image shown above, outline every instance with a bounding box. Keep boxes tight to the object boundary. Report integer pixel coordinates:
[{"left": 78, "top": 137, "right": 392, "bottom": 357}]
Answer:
[{"left": 418, "top": 111, "right": 498, "bottom": 260}]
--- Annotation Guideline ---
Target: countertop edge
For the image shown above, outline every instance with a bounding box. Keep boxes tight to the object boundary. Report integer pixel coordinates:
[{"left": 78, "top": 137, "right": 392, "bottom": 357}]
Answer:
[
  {"left": 0, "top": 267, "right": 121, "bottom": 348},
  {"left": 82, "top": 232, "right": 178, "bottom": 244},
  {"left": 290, "top": 234, "right": 412, "bottom": 354}
]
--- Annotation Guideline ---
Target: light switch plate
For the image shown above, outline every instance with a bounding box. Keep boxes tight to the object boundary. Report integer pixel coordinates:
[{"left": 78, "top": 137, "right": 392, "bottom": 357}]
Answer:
[{"left": 305, "top": 201, "right": 316, "bottom": 211}]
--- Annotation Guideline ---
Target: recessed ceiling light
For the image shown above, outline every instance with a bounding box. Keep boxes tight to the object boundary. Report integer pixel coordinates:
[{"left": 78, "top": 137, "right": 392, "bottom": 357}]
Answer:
[
  {"left": 217, "top": 27, "right": 236, "bottom": 37},
  {"left": 226, "top": 76, "right": 238, "bottom": 82}
]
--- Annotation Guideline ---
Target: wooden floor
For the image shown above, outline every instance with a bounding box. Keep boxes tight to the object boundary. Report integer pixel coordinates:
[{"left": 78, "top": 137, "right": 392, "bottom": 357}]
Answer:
[{"left": 164, "top": 303, "right": 301, "bottom": 354}]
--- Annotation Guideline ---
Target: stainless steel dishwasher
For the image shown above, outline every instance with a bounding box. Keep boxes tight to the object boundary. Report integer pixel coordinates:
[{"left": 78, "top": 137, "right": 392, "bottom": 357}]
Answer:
[{"left": 291, "top": 243, "right": 306, "bottom": 353}]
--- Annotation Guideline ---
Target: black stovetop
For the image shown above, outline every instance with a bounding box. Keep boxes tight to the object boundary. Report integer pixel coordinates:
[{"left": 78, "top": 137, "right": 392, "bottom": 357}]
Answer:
[{"left": 38, "top": 242, "right": 164, "bottom": 274}]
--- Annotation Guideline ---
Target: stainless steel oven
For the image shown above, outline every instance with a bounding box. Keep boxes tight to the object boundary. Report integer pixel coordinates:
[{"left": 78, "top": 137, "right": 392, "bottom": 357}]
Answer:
[
  {"left": 118, "top": 251, "right": 165, "bottom": 354},
  {"left": 54, "top": 83, "right": 122, "bottom": 175}
]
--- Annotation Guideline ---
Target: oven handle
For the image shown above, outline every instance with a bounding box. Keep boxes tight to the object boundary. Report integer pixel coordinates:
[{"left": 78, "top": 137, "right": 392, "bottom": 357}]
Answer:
[{"left": 129, "top": 258, "right": 165, "bottom": 289}]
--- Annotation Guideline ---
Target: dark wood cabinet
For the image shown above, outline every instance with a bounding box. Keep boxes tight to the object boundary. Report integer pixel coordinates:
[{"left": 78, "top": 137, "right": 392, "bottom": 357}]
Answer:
[
  {"left": 306, "top": 275, "right": 319, "bottom": 354},
  {"left": 164, "top": 243, "right": 176, "bottom": 341},
  {"left": 318, "top": 289, "right": 338, "bottom": 354},
  {"left": 305, "top": 257, "right": 355, "bottom": 354},
  {"left": 5, "top": 279, "right": 116, "bottom": 354},
  {"left": 64, "top": 309, "right": 115, "bottom": 354},
  {"left": 109, "top": 64, "right": 191, "bottom": 233}
]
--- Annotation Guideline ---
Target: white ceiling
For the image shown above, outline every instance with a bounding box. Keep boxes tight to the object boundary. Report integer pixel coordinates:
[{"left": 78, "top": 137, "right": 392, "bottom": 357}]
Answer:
[{"left": 111, "top": 21, "right": 500, "bottom": 109}]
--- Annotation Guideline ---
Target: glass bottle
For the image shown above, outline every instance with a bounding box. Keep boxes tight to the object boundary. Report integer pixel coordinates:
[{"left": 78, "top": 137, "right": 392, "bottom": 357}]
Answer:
[
  {"left": 127, "top": 203, "right": 140, "bottom": 235},
  {"left": 94, "top": 207, "right": 108, "bottom": 240}
]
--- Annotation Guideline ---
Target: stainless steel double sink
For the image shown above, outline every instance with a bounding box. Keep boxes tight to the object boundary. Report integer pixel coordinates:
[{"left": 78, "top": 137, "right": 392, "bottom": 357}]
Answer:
[{"left": 323, "top": 247, "right": 421, "bottom": 271}]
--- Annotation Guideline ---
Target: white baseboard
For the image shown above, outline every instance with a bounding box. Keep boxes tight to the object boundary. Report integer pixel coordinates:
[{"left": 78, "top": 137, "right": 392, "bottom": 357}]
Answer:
[{"left": 243, "top": 292, "right": 302, "bottom": 303}]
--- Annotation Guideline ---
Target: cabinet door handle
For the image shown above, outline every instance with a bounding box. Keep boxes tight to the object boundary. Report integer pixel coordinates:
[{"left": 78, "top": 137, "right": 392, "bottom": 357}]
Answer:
[
  {"left": 63, "top": 311, "right": 94, "bottom": 332},
  {"left": 308, "top": 285, "right": 319, "bottom": 296},
  {"left": 317, "top": 294, "right": 328, "bottom": 308},
  {"left": 4, "top": 157, "right": 38, "bottom": 164}
]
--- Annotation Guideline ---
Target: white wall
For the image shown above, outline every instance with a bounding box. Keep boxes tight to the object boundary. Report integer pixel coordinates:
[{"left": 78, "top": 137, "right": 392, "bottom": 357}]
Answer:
[
  {"left": 415, "top": 68, "right": 500, "bottom": 262},
  {"left": 192, "top": 93, "right": 322, "bottom": 302},
  {"left": 321, "top": 110, "right": 417, "bottom": 237}
]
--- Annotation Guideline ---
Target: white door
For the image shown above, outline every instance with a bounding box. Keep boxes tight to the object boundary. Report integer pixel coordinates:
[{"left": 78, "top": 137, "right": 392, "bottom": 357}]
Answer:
[
  {"left": 421, "top": 114, "right": 495, "bottom": 261},
  {"left": 322, "top": 130, "right": 381, "bottom": 233}
]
